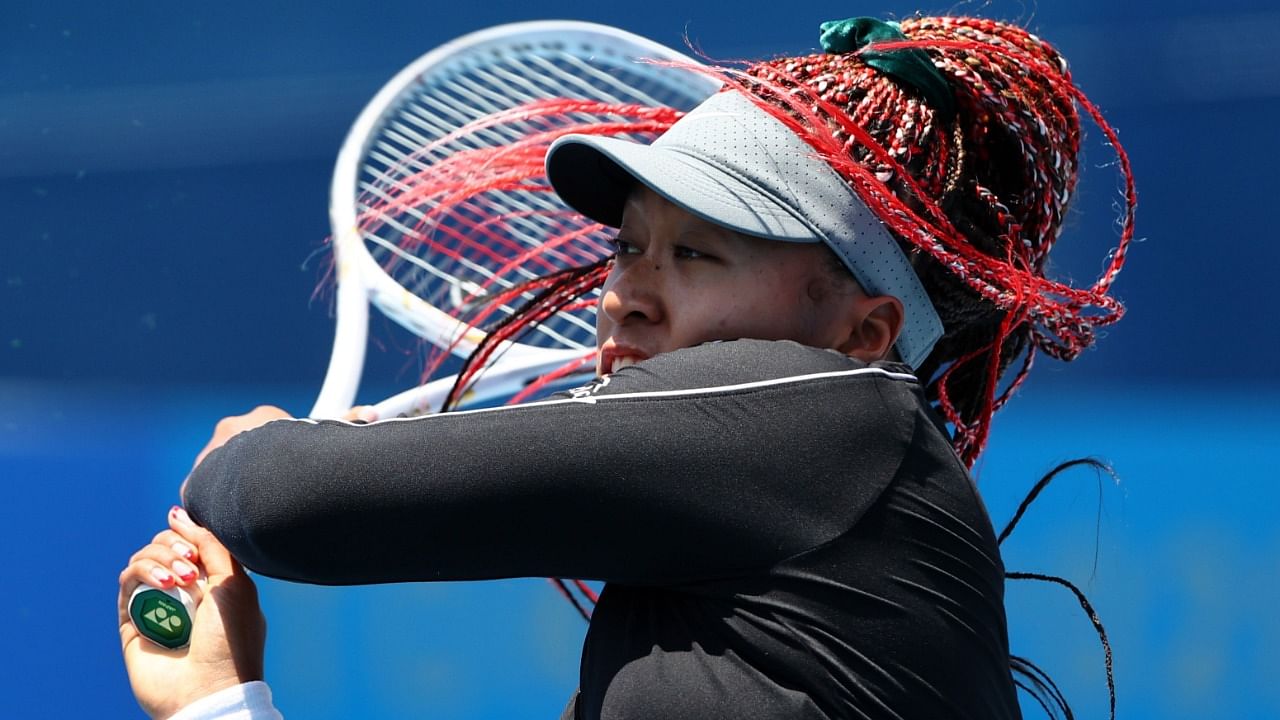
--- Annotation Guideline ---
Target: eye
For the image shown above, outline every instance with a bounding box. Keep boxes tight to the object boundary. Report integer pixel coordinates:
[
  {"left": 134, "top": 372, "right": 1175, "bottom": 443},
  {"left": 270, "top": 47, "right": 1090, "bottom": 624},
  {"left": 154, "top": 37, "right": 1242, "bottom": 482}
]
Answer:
[
  {"left": 606, "top": 235, "right": 641, "bottom": 257},
  {"left": 675, "top": 245, "right": 711, "bottom": 260}
]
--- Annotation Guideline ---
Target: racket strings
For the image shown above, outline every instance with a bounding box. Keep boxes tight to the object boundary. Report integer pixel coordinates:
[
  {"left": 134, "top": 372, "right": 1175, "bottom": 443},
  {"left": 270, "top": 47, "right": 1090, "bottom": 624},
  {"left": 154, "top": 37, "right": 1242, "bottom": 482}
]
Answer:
[
  {"left": 359, "top": 56, "right": 682, "bottom": 229},
  {"left": 419, "top": 241, "right": 604, "bottom": 384},
  {"left": 357, "top": 96, "right": 685, "bottom": 370},
  {"left": 349, "top": 45, "right": 697, "bottom": 363},
  {"left": 444, "top": 259, "right": 612, "bottom": 409}
]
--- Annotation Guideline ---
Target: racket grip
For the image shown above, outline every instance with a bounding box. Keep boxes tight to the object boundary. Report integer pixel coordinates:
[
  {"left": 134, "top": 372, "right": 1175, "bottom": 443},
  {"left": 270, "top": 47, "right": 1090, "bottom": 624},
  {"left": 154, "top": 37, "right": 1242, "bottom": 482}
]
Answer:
[{"left": 129, "top": 585, "right": 196, "bottom": 649}]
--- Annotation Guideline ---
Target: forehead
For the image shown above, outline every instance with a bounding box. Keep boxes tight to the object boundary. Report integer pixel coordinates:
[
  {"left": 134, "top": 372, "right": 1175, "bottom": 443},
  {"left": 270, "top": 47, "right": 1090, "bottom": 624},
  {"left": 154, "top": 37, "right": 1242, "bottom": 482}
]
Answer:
[
  {"left": 619, "top": 186, "right": 745, "bottom": 241},
  {"left": 620, "top": 185, "right": 695, "bottom": 223}
]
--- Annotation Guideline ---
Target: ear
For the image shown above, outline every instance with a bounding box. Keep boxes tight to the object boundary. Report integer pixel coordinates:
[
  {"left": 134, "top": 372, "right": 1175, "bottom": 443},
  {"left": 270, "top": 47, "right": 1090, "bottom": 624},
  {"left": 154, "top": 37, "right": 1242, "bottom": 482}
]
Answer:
[{"left": 835, "top": 294, "right": 904, "bottom": 363}]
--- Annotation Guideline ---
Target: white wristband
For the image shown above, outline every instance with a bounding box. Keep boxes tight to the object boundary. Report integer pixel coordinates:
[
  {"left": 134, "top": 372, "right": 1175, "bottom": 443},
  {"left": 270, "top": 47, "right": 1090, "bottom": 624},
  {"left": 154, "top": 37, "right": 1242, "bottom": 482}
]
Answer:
[{"left": 166, "top": 681, "right": 283, "bottom": 720}]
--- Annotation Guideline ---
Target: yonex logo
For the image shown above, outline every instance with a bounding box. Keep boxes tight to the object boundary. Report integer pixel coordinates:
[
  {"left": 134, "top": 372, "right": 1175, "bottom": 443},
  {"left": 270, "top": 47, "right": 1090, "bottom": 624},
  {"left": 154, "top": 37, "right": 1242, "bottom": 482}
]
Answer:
[
  {"left": 130, "top": 588, "right": 192, "bottom": 649},
  {"left": 141, "top": 597, "right": 185, "bottom": 637}
]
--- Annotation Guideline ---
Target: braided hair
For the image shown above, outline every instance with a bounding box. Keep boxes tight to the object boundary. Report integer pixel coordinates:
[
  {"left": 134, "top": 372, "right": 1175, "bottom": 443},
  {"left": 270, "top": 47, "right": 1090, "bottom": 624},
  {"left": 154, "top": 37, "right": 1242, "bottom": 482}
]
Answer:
[
  {"left": 726, "top": 15, "right": 1133, "bottom": 465},
  {"left": 445, "top": 16, "right": 1133, "bottom": 469}
]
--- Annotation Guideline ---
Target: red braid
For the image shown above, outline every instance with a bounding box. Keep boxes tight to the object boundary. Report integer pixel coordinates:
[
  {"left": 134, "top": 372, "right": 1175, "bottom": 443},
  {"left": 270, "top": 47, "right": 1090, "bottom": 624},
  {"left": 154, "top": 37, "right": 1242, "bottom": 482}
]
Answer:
[{"left": 705, "top": 16, "right": 1135, "bottom": 465}]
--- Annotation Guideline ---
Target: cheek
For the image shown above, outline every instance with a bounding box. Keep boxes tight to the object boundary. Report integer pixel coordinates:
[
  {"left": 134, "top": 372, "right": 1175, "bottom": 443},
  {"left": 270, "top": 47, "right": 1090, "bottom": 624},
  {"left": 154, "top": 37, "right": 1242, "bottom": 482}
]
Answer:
[
  {"left": 594, "top": 272, "right": 620, "bottom": 345},
  {"left": 744, "top": 271, "right": 829, "bottom": 340},
  {"left": 700, "top": 274, "right": 810, "bottom": 338}
]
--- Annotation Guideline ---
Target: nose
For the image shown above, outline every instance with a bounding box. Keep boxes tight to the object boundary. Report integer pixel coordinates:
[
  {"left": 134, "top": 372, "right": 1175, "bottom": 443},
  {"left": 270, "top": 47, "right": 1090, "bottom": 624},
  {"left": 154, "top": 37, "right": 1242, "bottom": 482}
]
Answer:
[{"left": 599, "top": 259, "right": 664, "bottom": 328}]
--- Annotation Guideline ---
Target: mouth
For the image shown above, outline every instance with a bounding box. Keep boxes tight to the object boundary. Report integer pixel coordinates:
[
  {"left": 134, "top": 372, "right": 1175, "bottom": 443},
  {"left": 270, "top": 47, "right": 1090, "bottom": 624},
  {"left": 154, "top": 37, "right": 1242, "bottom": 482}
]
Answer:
[
  {"left": 610, "top": 356, "right": 642, "bottom": 373},
  {"left": 599, "top": 343, "right": 651, "bottom": 375}
]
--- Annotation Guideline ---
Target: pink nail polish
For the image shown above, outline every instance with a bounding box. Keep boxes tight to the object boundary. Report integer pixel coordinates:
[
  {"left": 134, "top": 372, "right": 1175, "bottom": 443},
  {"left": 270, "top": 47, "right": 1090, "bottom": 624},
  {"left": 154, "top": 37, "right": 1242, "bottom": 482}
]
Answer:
[
  {"left": 150, "top": 567, "right": 175, "bottom": 587},
  {"left": 172, "top": 560, "right": 196, "bottom": 580}
]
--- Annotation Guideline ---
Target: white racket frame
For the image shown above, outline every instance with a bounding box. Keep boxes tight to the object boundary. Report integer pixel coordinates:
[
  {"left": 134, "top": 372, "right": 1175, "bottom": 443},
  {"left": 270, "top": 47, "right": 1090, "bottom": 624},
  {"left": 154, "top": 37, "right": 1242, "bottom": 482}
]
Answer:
[{"left": 312, "top": 20, "right": 719, "bottom": 419}]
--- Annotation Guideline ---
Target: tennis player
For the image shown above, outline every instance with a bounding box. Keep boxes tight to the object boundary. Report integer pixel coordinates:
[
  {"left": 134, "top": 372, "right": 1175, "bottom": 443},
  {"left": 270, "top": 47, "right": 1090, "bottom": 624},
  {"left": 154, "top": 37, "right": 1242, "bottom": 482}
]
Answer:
[{"left": 119, "top": 15, "right": 1131, "bottom": 719}]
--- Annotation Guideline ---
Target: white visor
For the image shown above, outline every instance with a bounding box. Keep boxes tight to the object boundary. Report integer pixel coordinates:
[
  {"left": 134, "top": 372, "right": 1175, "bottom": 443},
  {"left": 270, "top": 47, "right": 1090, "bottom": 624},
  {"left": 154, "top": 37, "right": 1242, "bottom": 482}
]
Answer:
[{"left": 546, "top": 90, "right": 943, "bottom": 369}]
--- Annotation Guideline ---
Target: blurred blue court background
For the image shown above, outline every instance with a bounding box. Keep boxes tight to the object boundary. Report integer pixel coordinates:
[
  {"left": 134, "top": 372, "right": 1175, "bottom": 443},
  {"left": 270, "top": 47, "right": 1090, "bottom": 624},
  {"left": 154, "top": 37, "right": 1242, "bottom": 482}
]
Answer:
[{"left": 2, "top": 1, "right": 1277, "bottom": 718}]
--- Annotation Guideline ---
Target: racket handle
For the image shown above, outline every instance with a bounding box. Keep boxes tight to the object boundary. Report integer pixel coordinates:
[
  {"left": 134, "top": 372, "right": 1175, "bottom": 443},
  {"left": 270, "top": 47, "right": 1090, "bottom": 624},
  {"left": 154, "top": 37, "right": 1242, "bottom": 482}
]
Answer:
[{"left": 129, "top": 585, "right": 196, "bottom": 649}]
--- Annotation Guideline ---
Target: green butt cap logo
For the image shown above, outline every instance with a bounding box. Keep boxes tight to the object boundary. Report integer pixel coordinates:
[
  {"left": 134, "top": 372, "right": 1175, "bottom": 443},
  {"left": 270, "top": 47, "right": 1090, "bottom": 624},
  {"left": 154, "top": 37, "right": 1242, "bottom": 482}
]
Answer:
[{"left": 130, "top": 588, "right": 192, "bottom": 649}]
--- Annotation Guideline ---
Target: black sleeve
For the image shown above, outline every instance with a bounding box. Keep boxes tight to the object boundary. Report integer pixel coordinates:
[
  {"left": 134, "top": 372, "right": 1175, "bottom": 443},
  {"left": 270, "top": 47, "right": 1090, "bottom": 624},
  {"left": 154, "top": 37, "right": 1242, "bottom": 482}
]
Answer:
[{"left": 183, "top": 340, "right": 918, "bottom": 586}]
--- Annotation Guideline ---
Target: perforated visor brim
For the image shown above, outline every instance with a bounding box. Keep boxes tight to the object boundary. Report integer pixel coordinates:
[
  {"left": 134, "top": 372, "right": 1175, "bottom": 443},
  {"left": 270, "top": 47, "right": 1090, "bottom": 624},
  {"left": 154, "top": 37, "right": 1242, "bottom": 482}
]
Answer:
[{"left": 546, "top": 135, "right": 824, "bottom": 244}]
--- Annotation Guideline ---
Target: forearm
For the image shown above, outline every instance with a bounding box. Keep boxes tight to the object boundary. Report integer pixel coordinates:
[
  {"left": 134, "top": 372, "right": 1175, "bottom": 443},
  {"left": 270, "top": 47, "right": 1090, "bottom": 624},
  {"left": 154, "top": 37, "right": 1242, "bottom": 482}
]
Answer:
[{"left": 183, "top": 341, "right": 915, "bottom": 586}]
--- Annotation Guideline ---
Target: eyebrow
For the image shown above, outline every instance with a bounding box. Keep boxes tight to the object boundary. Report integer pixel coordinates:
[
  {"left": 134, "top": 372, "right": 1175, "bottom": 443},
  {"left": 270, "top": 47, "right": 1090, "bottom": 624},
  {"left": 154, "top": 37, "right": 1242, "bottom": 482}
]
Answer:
[{"left": 678, "top": 218, "right": 752, "bottom": 246}]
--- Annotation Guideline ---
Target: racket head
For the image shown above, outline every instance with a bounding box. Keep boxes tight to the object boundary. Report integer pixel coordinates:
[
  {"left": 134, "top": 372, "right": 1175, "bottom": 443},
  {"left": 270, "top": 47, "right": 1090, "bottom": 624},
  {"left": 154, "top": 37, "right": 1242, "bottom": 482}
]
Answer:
[{"left": 313, "top": 21, "right": 720, "bottom": 417}]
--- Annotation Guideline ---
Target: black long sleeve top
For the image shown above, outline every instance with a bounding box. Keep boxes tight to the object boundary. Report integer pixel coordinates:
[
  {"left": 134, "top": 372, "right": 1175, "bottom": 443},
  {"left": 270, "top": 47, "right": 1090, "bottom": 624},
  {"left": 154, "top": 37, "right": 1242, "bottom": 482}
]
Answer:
[{"left": 184, "top": 339, "right": 1021, "bottom": 720}]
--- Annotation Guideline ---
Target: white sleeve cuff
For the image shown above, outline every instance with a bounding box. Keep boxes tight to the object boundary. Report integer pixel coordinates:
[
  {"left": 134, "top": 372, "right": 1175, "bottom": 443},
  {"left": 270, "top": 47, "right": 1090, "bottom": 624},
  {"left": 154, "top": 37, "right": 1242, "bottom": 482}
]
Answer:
[{"left": 166, "top": 681, "right": 283, "bottom": 720}]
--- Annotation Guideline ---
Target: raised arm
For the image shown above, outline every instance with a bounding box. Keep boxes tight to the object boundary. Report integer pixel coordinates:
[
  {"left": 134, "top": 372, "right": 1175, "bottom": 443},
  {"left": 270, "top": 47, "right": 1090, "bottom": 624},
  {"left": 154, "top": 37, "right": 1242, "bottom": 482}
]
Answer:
[{"left": 183, "top": 340, "right": 918, "bottom": 586}]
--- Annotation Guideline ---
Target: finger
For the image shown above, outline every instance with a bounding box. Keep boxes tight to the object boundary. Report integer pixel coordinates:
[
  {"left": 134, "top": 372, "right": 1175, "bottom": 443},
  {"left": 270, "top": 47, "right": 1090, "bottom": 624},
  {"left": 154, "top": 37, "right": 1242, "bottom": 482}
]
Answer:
[
  {"left": 119, "top": 613, "right": 139, "bottom": 648},
  {"left": 194, "top": 405, "right": 292, "bottom": 468},
  {"left": 169, "top": 506, "right": 238, "bottom": 577},
  {"left": 117, "top": 562, "right": 202, "bottom": 658},
  {"left": 149, "top": 528, "right": 200, "bottom": 565},
  {"left": 118, "top": 557, "right": 179, "bottom": 630},
  {"left": 122, "top": 545, "right": 195, "bottom": 586},
  {"left": 119, "top": 559, "right": 177, "bottom": 603},
  {"left": 343, "top": 405, "right": 379, "bottom": 423},
  {"left": 124, "top": 545, "right": 199, "bottom": 588}
]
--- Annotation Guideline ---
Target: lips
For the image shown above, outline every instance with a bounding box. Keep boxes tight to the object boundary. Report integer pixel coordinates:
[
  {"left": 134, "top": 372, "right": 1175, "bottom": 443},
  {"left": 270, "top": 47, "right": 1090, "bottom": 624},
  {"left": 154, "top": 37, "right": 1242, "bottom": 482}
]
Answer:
[{"left": 599, "top": 341, "right": 651, "bottom": 375}]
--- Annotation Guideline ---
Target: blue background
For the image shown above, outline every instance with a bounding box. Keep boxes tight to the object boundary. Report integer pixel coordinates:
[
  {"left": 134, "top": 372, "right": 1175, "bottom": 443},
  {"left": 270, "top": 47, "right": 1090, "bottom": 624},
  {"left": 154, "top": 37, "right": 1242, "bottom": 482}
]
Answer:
[{"left": 2, "top": 1, "right": 1277, "bottom": 718}]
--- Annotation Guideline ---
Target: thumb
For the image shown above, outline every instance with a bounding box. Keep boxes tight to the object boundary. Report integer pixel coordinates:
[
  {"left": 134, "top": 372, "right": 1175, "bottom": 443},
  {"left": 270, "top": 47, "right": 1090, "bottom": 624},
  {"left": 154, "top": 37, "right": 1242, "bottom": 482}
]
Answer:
[{"left": 169, "top": 506, "right": 239, "bottom": 578}]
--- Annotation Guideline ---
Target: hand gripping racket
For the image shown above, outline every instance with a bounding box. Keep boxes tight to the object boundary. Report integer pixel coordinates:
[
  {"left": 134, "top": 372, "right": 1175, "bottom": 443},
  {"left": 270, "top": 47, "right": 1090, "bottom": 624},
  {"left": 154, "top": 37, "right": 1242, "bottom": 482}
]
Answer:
[{"left": 310, "top": 20, "right": 720, "bottom": 419}]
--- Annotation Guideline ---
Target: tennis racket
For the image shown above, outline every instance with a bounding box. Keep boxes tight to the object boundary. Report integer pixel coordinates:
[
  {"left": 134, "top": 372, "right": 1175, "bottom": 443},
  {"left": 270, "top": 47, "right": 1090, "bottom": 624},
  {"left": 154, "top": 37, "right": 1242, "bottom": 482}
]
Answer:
[
  {"left": 311, "top": 20, "right": 721, "bottom": 419},
  {"left": 133, "top": 22, "right": 719, "bottom": 648}
]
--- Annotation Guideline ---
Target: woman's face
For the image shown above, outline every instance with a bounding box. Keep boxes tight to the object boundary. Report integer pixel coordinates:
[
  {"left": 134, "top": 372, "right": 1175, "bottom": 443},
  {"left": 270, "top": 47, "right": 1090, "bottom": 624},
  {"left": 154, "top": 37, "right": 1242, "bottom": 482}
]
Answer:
[{"left": 595, "top": 186, "right": 880, "bottom": 376}]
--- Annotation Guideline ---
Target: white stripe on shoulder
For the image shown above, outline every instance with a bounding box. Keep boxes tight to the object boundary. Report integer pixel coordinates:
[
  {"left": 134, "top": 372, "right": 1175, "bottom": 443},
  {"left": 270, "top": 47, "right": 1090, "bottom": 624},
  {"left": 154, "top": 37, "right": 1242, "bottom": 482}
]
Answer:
[
  {"left": 573, "top": 366, "right": 917, "bottom": 402},
  {"left": 289, "top": 366, "right": 917, "bottom": 426}
]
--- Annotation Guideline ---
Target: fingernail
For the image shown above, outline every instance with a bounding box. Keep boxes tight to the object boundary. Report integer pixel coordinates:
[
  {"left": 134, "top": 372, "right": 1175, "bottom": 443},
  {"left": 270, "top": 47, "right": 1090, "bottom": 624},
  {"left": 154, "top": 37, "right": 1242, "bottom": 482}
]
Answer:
[
  {"left": 171, "top": 541, "right": 195, "bottom": 560},
  {"left": 150, "top": 567, "right": 175, "bottom": 586},
  {"left": 171, "top": 506, "right": 192, "bottom": 525},
  {"left": 173, "top": 560, "right": 197, "bottom": 582}
]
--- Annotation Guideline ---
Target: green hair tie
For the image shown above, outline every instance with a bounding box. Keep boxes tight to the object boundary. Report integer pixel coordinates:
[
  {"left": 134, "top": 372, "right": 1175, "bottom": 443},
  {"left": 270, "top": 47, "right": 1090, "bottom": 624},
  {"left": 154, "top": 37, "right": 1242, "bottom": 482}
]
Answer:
[{"left": 818, "top": 16, "right": 955, "bottom": 121}]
